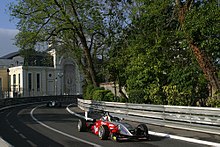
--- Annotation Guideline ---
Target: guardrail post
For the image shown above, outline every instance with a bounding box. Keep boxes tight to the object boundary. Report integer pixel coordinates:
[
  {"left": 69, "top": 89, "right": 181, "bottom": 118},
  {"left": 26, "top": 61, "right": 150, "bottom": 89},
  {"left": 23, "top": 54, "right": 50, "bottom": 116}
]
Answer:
[
  {"left": 163, "top": 106, "right": 165, "bottom": 121},
  {"left": 85, "top": 111, "right": 88, "bottom": 119},
  {"left": 189, "top": 107, "right": 192, "bottom": 125}
]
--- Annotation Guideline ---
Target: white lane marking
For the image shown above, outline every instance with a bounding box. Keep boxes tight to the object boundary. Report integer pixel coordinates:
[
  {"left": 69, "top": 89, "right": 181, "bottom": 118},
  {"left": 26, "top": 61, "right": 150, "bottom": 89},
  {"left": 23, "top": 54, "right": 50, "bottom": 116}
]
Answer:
[
  {"left": 0, "top": 101, "right": 48, "bottom": 111},
  {"left": 30, "top": 105, "right": 102, "bottom": 147},
  {"left": 66, "top": 104, "right": 220, "bottom": 147},
  {"left": 13, "top": 129, "right": 19, "bottom": 133},
  {"left": 6, "top": 111, "right": 12, "bottom": 117},
  {"left": 10, "top": 125, "right": 14, "bottom": 129},
  {"left": 19, "top": 133, "right": 27, "bottom": 139},
  {"left": 26, "top": 140, "right": 37, "bottom": 147},
  {"left": 149, "top": 131, "right": 220, "bottom": 147}
]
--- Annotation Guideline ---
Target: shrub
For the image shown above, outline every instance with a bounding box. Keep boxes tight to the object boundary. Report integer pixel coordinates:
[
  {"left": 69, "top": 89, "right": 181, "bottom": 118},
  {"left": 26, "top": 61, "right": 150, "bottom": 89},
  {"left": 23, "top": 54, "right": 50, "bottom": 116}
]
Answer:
[
  {"left": 92, "top": 90, "right": 103, "bottom": 101},
  {"left": 119, "top": 96, "right": 127, "bottom": 103},
  {"left": 163, "top": 85, "right": 194, "bottom": 106},
  {"left": 92, "top": 89, "right": 112, "bottom": 101},
  {"left": 104, "top": 91, "right": 115, "bottom": 102},
  {"left": 84, "top": 84, "right": 95, "bottom": 100},
  {"left": 206, "top": 96, "right": 220, "bottom": 107},
  {"left": 83, "top": 84, "right": 105, "bottom": 100},
  {"left": 128, "top": 89, "right": 145, "bottom": 103}
]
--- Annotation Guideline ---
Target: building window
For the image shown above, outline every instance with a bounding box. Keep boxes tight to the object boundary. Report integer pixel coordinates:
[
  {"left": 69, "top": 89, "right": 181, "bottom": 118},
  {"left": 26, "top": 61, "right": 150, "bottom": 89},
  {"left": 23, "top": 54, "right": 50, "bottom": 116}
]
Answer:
[
  {"left": 13, "top": 74, "right": 16, "bottom": 85},
  {"left": 28, "top": 73, "right": 32, "bottom": 91},
  {"left": 0, "top": 78, "right": 2, "bottom": 97},
  {"left": 0, "top": 78, "right": 2, "bottom": 89},
  {"left": 18, "top": 74, "right": 20, "bottom": 91},
  {"left": 18, "top": 74, "right": 20, "bottom": 85},
  {"left": 9, "top": 75, "right": 11, "bottom": 91},
  {"left": 13, "top": 74, "right": 16, "bottom": 92},
  {"left": 37, "top": 73, "right": 40, "bottom": 91}
]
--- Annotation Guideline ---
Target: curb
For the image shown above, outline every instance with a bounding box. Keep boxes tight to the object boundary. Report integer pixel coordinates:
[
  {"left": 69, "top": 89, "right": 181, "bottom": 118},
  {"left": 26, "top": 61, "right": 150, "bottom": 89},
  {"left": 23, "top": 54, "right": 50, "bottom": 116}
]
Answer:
[{"left": 0, "top": 137, "right": 13, "bottom": 147}]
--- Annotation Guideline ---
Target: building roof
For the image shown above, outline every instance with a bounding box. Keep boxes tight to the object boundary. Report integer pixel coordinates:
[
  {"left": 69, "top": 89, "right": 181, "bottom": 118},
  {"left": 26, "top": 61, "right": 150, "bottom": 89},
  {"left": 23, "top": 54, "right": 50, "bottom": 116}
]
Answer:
[{"left": 0, "top": 51, "right": 20, "bottom": 59}]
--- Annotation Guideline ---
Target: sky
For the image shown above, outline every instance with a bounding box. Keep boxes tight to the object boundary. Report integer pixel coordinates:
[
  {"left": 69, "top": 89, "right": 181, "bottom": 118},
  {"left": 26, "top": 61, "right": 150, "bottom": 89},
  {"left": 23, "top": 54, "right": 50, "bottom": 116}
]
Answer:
[{"left": 0, "top": 0, "right": 19, "bottom": 57}]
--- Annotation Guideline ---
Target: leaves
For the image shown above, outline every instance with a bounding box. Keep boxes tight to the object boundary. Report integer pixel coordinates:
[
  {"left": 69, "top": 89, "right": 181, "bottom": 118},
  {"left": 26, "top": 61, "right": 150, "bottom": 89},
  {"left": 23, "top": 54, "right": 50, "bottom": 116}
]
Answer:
[
  {"left": 9, "top": 0, "right": 219, "bottom": 105},
  {"left": 106, "top": 0, "right": 215, "bottom": 105}
]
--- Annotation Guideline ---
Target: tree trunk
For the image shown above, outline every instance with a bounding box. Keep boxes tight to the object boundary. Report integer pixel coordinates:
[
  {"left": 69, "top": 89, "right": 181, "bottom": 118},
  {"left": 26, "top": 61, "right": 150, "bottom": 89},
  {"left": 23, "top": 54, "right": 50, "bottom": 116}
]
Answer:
[
  {"left": 190, "top": 43, "right": 220, "bottom": 96},
  {"left": 84, "top": 46, "right": 98, "bottom": 87},
  {"left": 77, "top": 30, "right": 97, "bottom": 87},
  {"left": 71, "top": 2, "right": 98, "bottom": 87},
  {"left": 118, "top": 80, "right": 128, "bottom": 101},
  {"left": 176, "top": 0, "right": 220, "bottom": 97}
]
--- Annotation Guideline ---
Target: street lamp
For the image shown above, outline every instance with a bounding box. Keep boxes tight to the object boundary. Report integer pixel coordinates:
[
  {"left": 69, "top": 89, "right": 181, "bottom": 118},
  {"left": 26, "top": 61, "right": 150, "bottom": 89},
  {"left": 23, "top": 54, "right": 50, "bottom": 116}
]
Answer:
[
  {"left": 7, "top": 69, "right": 10, "bottom": 98},
  {"left": 55, "top": 77, "right": 57, "bottom": 95},
  {"left": 58, "top": 73, "right": 63, "bottom": 95}
]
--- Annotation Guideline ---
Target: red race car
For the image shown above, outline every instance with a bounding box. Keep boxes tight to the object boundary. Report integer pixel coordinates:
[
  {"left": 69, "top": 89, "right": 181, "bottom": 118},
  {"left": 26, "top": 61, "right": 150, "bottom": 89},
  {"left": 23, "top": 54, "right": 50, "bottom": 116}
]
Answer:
[{"left": 77, "top": 112, "right": 149, "bottom": 141}]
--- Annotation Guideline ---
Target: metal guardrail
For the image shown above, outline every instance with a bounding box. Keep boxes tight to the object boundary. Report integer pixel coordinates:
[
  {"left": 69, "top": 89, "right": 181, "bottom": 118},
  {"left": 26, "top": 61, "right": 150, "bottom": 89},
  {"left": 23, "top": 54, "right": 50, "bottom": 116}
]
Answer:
[
  {"left": 0, "top": 95, "right": 79, "bottom": 110},
  {"left": 78, "top": 99, "right": 220, "bottom": 135}
]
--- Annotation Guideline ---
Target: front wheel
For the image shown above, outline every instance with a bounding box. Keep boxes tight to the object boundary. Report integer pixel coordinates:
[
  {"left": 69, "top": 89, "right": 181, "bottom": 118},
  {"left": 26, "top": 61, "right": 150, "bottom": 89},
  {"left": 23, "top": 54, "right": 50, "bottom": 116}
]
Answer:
[
  {"left": 78, "top": 119, "right": 87, "bottom": 132},
  {"left": 98, "top": 125, "right": 109, "bottom": 140},
  {"left": 136, "top": 124, "right": 149, "bottom": 140}
]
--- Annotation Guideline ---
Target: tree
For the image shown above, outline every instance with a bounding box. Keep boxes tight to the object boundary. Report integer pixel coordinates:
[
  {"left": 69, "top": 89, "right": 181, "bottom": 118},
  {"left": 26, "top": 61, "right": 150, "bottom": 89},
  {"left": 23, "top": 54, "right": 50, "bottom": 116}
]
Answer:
[
  {"left": 175, "top": 0, "right": 220, "bottom": 97},
  {"left": 10, "top": 0, "right": 111, "bottom": 87},
  {"left": 107, "top": 0, "right": 212, "bottom": 105},
  {"left": 20, "top": 49, "right": 53, "bottom": 67}
]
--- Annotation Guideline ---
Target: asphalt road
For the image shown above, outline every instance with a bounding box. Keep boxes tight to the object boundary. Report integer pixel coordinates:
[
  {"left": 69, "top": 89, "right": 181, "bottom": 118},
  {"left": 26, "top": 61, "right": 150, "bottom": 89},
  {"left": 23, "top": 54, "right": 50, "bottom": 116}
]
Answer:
[{"left": 0, "top": 103, "right": 216, "bottom": 147}]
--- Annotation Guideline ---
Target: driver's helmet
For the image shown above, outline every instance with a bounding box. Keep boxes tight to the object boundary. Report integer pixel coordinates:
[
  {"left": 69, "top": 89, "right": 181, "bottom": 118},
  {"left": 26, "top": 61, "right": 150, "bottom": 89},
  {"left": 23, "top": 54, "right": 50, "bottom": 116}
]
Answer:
[{"left": 103, "top": 112, "right": 112, "bottom": 122}]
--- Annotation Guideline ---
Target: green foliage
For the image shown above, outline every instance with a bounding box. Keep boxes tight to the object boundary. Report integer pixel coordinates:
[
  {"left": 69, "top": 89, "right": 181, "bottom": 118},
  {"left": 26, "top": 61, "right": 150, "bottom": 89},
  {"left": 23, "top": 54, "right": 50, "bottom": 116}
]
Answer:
[
  {"left": 92, "top": 90, "right": 103, "bottom": 101},
  {"left": 90, "top": 87, "right": 105, "bottom": 99},
  {"left": 105, "top": 92, "right": 115, "bottom": 102},
  {"left": 20, "top": 49, "right": 53, "bottom": 67},
  {"left": 145, "top": 82, "right": 166, "bottom": 105},
  {"left": 184, "top": 1, "right": 220, "bottom": 64},
  {"left": 92, "top": 89, "right": 112, "bottom": 101},
  {"left": 206, "top": 97, "right": 220, "bottom": 108},
  {"left": 119, "top": 97, "right": 127, "bottom": 103},
  {"left": 163, "top": 85, "right": 189, "bottom": 106},
  {"left": 84, "top": 84, "right": 95, "bottom": 100},
  {"left": 10, "top": 0, "right": 119, "bottom": 86},
  {"left": 107, "top": 1, "right": 217, "bottom": 106},
  {"left": 209, "top": 90, "right": 220, "bottom": 107},
  {"left": 10, "top": 0, "right": 219, "bottom": 106},
  {"left": 128, "top": 89, "right": 145, "bottom": 104}
]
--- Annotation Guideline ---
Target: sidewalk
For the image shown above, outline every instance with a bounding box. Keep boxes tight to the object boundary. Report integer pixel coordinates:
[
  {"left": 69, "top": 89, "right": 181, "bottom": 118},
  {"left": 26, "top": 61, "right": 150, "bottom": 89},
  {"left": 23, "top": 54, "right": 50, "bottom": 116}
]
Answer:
[
  {"left": 68, "top": 105, "right": 220, "bottom": 145},
  {"left": 0, "top": 137, "right": 13, "bottom": 147}
]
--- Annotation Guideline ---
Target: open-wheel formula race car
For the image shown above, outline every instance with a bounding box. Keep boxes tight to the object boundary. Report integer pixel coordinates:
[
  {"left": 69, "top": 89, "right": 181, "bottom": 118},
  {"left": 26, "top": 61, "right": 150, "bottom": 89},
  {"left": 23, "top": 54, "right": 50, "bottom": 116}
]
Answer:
[
  {"left": 77, "top": 111, "right": 149, "bottom": 141},
  {"left": 46, "top": 100, "right": 62, "bottom": 107}
]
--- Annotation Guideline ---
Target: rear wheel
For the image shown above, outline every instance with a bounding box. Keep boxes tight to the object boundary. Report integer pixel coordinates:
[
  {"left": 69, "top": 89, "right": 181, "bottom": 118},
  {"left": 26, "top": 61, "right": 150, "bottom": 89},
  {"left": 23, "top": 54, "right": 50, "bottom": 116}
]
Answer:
[
  {"left": 98, "top": 125, "right": 109, "bottom": 140},
  {"left": 58, "top": 102, "right": 62, "bottom": 107},
  {"left": 136, "top": 124, "right": 149, "bottom": 139},
  {"left": 78, "top": 119, "right": 87, "bottom": 132}
]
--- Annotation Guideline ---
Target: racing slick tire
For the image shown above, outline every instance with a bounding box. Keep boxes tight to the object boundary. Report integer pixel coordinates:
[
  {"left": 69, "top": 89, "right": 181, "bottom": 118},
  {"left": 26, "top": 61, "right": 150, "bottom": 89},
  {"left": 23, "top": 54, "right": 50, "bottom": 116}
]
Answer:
[
  {"left": 78, "top": 119, "right": 87, "bottom": 132},
  {"left": 98, "top": 125, "right": 110, "bottom": 140},
  {"left": 136, "top": 124, "right": 149, "bottom": 140},
  {"left": 46, "top": 103, "right": 49, "bottom": 107},
  {"left": 58, "top": 102, "right": 62, "bottom": 107}
]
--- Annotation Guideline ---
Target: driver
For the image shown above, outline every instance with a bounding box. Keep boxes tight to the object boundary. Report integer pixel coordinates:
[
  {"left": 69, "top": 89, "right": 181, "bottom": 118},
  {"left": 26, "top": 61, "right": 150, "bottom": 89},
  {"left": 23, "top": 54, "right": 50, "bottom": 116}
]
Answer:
[{"left": 103, "top": 112, "right": 112, "bottom": 122}]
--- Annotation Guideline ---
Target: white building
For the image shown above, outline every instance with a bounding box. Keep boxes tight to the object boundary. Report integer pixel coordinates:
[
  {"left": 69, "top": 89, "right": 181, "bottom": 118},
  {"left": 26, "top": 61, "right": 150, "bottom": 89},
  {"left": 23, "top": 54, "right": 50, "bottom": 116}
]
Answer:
[{"left": 0, "top": 49, "right": 83, "bottom": 98}]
